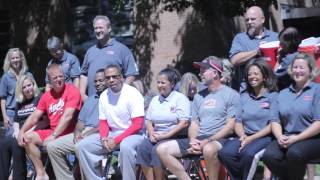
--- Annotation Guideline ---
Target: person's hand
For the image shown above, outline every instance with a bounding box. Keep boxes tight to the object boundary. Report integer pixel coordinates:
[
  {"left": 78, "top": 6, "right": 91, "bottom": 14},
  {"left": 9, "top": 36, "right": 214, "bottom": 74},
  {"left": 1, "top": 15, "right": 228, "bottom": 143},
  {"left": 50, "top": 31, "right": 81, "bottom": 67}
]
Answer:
[
  {"left": 277, "top": 135, "right": 289, "bottom": 148},
  {"left": 187, "top": 138, "right": 203, "bottom": 154},
  {"left": 149, "top": 132, "right": 157, "bottom": 143},
  {"left": 43, "top": 135, "right": 56, "bottom": 146},
  {"left": 18, "top": 132, "right": 28, "bottom": 146},
  {"left": 73, "top": 131, "right": 83, "bottom": 143},
  {"left": 153, "top": 132, "right": 167, "bottom": 142},
  {"left": 239, "top": 135, "right": 254, "bottom": 151},
  {"left": 283, "top": 134, "right": 299, "bottom": 147}
]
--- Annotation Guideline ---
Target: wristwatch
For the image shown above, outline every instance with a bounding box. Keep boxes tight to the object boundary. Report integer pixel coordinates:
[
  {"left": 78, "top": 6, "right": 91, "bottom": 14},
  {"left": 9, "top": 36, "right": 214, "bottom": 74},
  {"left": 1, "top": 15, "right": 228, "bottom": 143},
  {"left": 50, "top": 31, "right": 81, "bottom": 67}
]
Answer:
[{"left": 52, "top": 132, "right": 58, "bottom": 138}]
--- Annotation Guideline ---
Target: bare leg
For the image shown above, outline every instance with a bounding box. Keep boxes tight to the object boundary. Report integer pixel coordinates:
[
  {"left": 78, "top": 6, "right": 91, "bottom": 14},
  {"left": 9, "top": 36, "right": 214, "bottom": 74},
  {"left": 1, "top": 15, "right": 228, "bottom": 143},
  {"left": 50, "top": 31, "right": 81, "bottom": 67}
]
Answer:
[
  {"left": 141, "top": 165, "right": 154, "bottom": 180},
  {"left": 156, "top": 140, "right": 191, "bottom": 180},
  {"left": 154, "top": 167, "right": 164, "bottom": 180},
  {"left": 263, "top": 165, "right": 272, "bottom": 180},
  {"left": 202, "top": 142, "right": 221, "bottom": 180},
  {"left": 23, "top": 132, "right": 49, "bottom": 180},
  {"left": 307, "top": 164, "right": 315, "bottom": 180}
]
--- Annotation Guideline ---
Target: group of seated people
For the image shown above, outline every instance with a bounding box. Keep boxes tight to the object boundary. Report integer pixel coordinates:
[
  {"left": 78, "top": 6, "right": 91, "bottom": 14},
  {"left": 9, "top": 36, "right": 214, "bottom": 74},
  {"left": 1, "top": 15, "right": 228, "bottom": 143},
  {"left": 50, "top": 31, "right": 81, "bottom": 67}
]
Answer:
[{"left": 1, "top": 8, "right": 320, "bottom": 180}]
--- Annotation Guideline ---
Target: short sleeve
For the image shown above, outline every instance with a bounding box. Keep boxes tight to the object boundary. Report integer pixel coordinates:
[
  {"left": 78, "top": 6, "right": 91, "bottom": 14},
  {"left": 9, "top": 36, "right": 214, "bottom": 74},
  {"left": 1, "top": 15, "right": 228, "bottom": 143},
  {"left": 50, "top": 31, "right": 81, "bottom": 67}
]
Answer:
[
  {"left": 121, "top": 47, "right": 139, "bottom": 77},
  {"left": 226, "top": 91, "right": 241, "bottom": 120},
  {"left": 145, "top": 96, "right": 157, "bottom": 121},
  {"left": 65, "top": 86, "right": 82, "bottom": 110},
  {"left": 175, "top": 94, "right": 191, "bottom": 120},
  {"left": 0, "top": 75, "right": 7, "bottom": 98},
  {"left": 229, "top": 34, "right": 245, "bottom": 58},
  {"left": 99, "top": 94, "right": 107, "bottom": 120},
  {"left": 70, "top": 56, "right": 81, "bottom": 78},
  {"left": 81, "top": 52, "right": 90, "bottom": 76},
  {"left": 79, "top": 98, "right": 89, "bottom": 123},
  {"left": 269, "top": 92, "right": 279, "bottom": 122},
  {"left": 191, "top": 94, "right": 200, "bottom": 121},
  {"left": 128, "top": 88, "right": 144, "bottom": 118},
  {"left": 312, "top": 86, "right": 320, "bottom": 121},
  {"left": 36, "top": 94, "right": 48, "bottom": 112},
  {"left": 236, "top": 94, "right": 245, "bottom": 123}
]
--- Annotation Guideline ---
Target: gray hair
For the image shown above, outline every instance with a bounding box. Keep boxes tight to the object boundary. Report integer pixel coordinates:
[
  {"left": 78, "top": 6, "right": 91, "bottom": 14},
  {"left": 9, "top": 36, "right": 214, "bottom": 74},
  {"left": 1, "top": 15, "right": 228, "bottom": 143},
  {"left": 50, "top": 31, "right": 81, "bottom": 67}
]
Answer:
[
  {"left": 93, "top": 15, "right": 111, "bottom": 27},
  {"left": 47, "top": 36, "right": 62, "bottom": 50}
]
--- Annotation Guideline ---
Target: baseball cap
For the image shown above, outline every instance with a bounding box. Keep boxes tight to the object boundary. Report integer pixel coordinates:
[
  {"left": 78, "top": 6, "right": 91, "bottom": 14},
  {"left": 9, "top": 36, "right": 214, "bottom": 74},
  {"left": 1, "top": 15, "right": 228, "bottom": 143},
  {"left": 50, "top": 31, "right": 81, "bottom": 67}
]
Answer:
[{"left": 193, "top": 56, "right": 223, "bottom": 73}]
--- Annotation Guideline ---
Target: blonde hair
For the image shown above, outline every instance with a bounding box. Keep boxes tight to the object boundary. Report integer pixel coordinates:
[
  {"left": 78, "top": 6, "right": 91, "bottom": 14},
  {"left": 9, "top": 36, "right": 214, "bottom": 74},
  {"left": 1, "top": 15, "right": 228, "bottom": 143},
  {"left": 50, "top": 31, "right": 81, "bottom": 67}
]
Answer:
[
  {"left": 287, "top": 53, "right": 320, "bottom": 81},
  {"left": 179, "top": 72, "right": 199, "bottom": 97},
  {"left": 3, "top": 48, "right": 28, "bottom": 75},
  {"left": 15, "top": 74, "right": 40, "bottom": 103}
]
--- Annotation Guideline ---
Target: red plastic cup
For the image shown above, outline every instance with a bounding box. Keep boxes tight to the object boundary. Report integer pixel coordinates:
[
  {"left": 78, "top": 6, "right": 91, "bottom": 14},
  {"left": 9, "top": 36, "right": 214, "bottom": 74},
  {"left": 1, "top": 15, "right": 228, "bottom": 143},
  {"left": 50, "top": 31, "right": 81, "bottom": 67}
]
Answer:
[{"left": 259, "top": 41, "right": 279, "bottom": 68}]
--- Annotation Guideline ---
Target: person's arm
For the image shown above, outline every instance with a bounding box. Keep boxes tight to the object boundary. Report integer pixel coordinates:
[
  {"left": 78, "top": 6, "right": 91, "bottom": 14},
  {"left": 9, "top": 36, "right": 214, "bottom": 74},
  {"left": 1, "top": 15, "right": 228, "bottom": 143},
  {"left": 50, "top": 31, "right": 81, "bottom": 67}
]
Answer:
[
  {"left": 235, "top": 122, "right": 245, "bottom": 138},
  {"left": 286, "top": 121, "right": 320, "bottom": 146},
  {"left": 156, "top": 120, "right": 189, "bottom": 141},
  {"left": 0, "top": 99, "right": 9, "bottom": 128},
  {"left": 18, "top": 109, "right": 44, "bottom": 145},
  {"left": 51, "top": 108, "right": 77, "bottom": 136},
  {"left": 125, "top": 76, "right": 135, "bottom": 85},
  {"left": 73, "top": 77, "right": 80, "bottom": 89},
  {"left": 79, "top": 75, "right": 88, "bottom": 101},
  {"left": 113, "top": 116, "right": 144, "bottom": 144},
  {"left": 73, "top": 120, "right": 85, "bottom": 143},
  {"left": 230, "top": 50, "right": 259, "bottom": 66},
  {"left": 208, "top": 117, "right": 235, "bottom": 141}
]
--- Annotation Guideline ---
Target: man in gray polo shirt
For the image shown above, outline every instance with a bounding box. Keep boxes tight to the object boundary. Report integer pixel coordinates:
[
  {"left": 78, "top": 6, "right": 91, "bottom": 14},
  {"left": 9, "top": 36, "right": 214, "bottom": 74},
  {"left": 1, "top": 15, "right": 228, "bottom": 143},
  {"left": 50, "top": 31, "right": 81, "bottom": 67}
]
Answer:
[
  {"left": 46, "top": 36, "right": 81, "bottom": 91},
  {"left": 157, "top": 56, "right": 240, "bottom": 180},
  {"left": 80, "top": 15, "right": 139, "bottom": 100},
  {"left": 47, "top": 69, "right": 107, "bottom": 180}
]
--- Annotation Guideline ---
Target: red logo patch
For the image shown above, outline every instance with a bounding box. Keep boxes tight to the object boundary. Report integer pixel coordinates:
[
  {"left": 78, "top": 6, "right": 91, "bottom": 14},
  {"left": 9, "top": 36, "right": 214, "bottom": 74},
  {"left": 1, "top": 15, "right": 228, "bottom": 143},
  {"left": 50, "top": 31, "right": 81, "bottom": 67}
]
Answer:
[{"left": 303, "top": 95, "right": 313, "bottom": 101}]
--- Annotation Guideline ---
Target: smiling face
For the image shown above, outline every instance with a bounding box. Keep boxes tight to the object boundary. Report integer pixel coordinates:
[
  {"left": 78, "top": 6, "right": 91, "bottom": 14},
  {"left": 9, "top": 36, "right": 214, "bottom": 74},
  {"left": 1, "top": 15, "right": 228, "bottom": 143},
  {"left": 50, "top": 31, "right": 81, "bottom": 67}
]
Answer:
[
  {"left": 94, "top": 71, "right": 107, "bottom": 94},
  {"left": 291, "top": 58, "right": 311, "bottom": 85},
  {"left": 48, "top": 66, "right": 65, "bottom": 93},
  {"left": 10, "top": 51, "right": 22, "bottom": 72},
  {"left": 199, "top": 67, "right": 218, "bottom": 86},
  {"left": 157, "top": 74, "right": 173, "bottom": 97},
  {"left": 247, "top": 65, "right": 264, "bottom": 89},
  {"left": 94, "top": 19, "right": 111, "bottom": 42},
  {"left": 22, "top": 78, "right": 35, "bottom": 100}
]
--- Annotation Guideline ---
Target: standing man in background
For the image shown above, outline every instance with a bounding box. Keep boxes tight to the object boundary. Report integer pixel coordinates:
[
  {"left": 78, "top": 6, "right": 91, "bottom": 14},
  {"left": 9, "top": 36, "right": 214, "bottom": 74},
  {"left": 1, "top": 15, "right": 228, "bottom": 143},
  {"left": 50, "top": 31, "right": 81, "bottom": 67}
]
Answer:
[
  {"left": 46, "top": 36, "right": 81, "bottom": 91},
  {"left": 229, "top": 6, "right": 278, "bottom": 91},
  {"left": 80, "top": 15, "right": 139, "bottom": 100}
]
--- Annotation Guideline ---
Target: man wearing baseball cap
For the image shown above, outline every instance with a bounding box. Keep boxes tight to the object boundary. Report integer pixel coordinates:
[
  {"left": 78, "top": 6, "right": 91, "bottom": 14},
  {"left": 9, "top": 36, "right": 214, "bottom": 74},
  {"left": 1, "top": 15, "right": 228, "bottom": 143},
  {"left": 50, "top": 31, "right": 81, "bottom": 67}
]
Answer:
[{"left": 157, "top": 56, "right": 240, "bottom": 180}]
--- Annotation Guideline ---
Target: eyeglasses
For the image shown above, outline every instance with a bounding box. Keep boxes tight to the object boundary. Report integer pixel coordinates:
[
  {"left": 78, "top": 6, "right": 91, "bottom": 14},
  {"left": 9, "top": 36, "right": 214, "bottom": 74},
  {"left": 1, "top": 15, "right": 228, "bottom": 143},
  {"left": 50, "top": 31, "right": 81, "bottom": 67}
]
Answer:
[{"left": 105, "top": 74, "right": 121, "bottom": 80}]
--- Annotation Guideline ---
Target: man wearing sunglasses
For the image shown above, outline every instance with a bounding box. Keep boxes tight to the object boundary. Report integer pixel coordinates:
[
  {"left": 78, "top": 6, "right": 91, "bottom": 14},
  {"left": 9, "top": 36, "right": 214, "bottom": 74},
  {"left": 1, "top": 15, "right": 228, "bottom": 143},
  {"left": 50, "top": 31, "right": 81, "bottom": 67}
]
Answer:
[{"left": 76, "top": 64, "right": 145, "bottom": 180}]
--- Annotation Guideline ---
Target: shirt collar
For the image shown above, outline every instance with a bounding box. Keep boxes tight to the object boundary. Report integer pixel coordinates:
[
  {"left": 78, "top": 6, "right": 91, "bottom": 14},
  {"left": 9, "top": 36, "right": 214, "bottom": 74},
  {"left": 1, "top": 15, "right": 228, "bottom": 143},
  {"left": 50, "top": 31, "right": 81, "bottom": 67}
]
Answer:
[
  {"left": 288, "top": 81, "right": 314, "bottom": 93},
  {"left": 248, "top": 27, "right": 271, "bottom": 40},
  {"left": 98, "top": 38, "right": 115, "bottom": 48},
  {"left": 51, "top": 50, "right": 67, "bottom": 63},
  {"left": 158, "top": 90, "right": 176, "bottom": 103}
]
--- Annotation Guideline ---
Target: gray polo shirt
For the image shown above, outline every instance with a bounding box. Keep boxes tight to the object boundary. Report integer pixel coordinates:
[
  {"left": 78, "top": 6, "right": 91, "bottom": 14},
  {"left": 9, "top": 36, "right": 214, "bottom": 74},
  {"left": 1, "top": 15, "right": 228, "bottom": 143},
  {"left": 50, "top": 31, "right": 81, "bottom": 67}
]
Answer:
[
  {"left": 192, "top": 85, "right": 241, "bottom": 137},
  {"left": 271, "top": 82, "right": 320, "bottom": 134},
  {"left": 79, "top": 93, "right": 100, "bottom": 127},
  {"left": 45, "top": 50, "right": 81, "bottom": 84},
  {"left": 237, "top": 90, "right": 278, "bottom": 134},
  {"left": 81, "top": 38, "right": 139, "bottom": 96},
  {"left": 146, "top": 91, "right": 190, "bottom": 133},
  {"left": 0, "top": 72, "right": 17, "bottom": 119}
]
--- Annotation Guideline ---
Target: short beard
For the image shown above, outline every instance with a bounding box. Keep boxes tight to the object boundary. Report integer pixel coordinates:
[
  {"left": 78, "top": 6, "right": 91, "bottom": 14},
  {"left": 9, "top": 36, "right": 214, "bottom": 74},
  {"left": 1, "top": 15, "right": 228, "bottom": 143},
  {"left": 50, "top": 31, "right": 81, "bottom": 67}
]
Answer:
[{"left": 247, "top": 27, "right": 257, "bottom": 38}]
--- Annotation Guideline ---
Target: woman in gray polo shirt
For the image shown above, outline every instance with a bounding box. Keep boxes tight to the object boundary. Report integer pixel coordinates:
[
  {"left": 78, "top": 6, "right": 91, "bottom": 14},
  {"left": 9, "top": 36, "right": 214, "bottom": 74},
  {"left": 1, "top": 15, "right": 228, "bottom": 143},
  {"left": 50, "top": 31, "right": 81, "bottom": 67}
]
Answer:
[
  {"left": 219, "top": 59, "right": 278, "bottom": 180},
  {"left": 136, "top": 68, "right": 190, "bottom": 180},
  {"left": 0, "top": 48, "right": 29, "bottom": 136},
  {"left": 262, "top": 53, "right": 320, "bottom": 180}
]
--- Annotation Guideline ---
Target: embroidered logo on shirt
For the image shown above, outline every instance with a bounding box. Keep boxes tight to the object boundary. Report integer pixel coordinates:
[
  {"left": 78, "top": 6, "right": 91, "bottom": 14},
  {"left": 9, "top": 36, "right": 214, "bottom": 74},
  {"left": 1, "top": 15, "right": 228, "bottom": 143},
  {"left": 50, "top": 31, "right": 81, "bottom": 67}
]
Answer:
[
  {"left": 170, "top": 106, "right": 176, "bottom": 113},
  {"left": 303, "top": 95, "right": 313, "bottom": 101},
  {"left": 62, "top": 63, "right": 70, "bottom": 69},
  {"left": 204, "top": 99, "right": 216, "bottom": 108},
  {"left": 106, "top": 50, "right": 114, "bottom": 55},
  {"left": 49, "top": 98, "right": 65, "bottom": 115},
  {"left": 260, "top": 101, "right": 270, "bottom": 109}
]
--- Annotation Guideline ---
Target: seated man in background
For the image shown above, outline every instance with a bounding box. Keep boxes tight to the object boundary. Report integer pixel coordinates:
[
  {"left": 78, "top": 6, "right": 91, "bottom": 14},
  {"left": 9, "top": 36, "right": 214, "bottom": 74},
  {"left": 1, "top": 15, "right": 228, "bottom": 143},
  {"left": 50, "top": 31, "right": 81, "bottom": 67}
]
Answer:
[
  {"left": 76, "top": 64, "right": 145, "bottom": 180},
  {"left": 18, "top": 64, "right": 82, "bottom": 180},
  {"left": 47, "top": 69, "right": 107, "bottom": 180}
]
